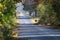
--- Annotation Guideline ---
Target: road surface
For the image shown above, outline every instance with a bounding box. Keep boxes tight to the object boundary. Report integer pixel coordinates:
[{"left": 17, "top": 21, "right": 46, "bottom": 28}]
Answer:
[{"left": 17, "top": 12, "right": 60, "bottom": 40}]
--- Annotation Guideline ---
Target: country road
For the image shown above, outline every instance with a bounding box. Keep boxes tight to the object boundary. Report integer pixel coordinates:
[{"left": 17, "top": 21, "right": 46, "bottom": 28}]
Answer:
[{"left": 17, "top": 12, "right": 60, "bottom": 40}]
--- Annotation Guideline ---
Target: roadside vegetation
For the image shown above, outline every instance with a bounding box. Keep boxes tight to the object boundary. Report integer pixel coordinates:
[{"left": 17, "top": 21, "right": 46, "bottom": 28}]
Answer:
[
  {"left": 36, "top": 0, "right": 60, "bottom": 28},
  {"left": 0, "top": 0, "right": 60, "bottom": 40},
  {"left": 0, "top": 0, "right": 17, "bottom": 40}
]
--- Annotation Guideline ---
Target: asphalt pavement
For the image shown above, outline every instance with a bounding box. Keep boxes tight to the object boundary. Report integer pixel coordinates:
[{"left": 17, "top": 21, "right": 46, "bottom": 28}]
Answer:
[{"left": 17, "top": 12, "right": 60, "bottom": 40}]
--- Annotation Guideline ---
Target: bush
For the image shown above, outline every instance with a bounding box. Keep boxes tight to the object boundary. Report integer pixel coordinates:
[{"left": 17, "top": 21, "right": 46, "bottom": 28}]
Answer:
[
  {"left": 37, "top": 1, "right": 60, "bottom": 28},
  {"left": 0, "top": 0, "right": 17, "bottom": 40}
]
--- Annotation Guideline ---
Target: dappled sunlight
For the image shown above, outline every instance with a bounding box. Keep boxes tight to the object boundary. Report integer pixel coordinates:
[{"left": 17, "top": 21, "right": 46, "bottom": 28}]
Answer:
[{"left": 0, "top": 0, "right": 60, "bottom": 40}]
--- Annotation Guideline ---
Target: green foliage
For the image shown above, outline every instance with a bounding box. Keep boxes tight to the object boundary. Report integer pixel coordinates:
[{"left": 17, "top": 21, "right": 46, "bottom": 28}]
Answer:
[
  {"left": 0, "top": 0, "right": 16, "bottom": 40},
  {"left": 52, "top": 0, "right": 60, "bottom": 26},
  {"left": 37, "top": 0, "right": 60, "bottom": 28}
]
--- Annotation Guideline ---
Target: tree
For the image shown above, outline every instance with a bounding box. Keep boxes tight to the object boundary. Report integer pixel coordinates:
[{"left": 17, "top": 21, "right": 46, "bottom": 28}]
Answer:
[
  {"left": 37, "top": 0, "right": 60, "bottom": 28},
  {"left": 0, "top": 0, "right": 17, "bottom": 40}
]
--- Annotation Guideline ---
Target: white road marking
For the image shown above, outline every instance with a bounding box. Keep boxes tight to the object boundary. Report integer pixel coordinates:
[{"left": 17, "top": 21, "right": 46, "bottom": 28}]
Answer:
[{"left": 17, "top": 35, "right": 60, "bottom": 38}]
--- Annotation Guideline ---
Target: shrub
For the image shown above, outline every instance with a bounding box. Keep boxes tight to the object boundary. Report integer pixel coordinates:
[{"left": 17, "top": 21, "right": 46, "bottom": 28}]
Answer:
[
  {"left": 37, "top": 1, "right": 60, "bottom": 28},
  {"left": 0, "top": 0, "right": 17, "bottom": 40}
]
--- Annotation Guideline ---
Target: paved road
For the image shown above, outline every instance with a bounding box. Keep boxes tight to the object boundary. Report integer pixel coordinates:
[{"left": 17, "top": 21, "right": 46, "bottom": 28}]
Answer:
[
  {"left": 17, "top": 12, "right": 34, "bottom": 24},
  {"left": 18, "top": 36, "right": 60, "bottom": 40},
  {"left": 17, "top": 12, "right": 60, "bottom": 40}
]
